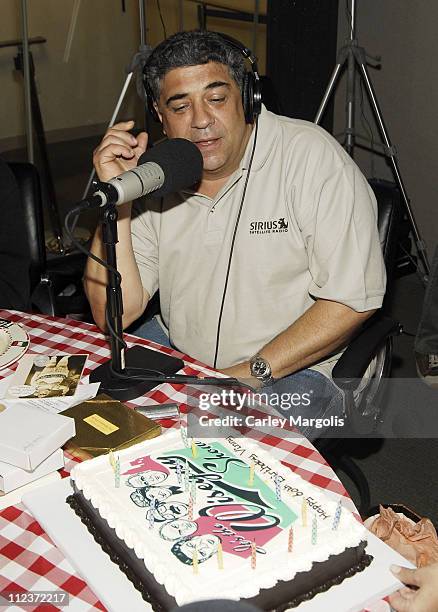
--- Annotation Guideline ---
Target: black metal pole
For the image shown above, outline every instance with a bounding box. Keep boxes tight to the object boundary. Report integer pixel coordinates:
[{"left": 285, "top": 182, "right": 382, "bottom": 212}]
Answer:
[{"left": 101, "top": 204, "right": 125, "bottom": 373}]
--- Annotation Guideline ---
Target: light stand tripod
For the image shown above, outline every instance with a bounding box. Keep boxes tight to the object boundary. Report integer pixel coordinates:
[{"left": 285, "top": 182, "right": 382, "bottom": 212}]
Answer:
[
  {"left": 315, "top": 0, "right": 430, "bottom": 283},
  {"left": 82, "top": 0, "right": 151, "bottom": 201}
]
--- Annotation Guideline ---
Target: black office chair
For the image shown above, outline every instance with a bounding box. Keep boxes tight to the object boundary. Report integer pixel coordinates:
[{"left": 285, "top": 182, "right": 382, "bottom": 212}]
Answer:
[
  {"left": 8, "top": 161, "right": 90, "bottom": 318},
  {"left": 315, "top": 179, "right": 403, "bottom": 516}
]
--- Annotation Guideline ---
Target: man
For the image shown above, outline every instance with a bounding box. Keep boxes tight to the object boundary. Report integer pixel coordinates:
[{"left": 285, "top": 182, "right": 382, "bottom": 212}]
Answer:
[{"left": 84, "top": 30, "right": 386, "bottom": 429}]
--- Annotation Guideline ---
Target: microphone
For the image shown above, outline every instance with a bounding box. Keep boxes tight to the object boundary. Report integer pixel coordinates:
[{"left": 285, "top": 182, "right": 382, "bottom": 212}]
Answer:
[{"left": 87, "top": 138, "right": 203, "bottom": 207}]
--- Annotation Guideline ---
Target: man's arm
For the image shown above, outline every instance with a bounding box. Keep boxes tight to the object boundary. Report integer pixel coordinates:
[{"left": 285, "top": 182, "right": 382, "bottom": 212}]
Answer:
[
  {"left": 83, "top": 121, "right": 150, "bottom": 330},
  {"left": 220, "top": 299, "right": 376, "bottom": 384}
]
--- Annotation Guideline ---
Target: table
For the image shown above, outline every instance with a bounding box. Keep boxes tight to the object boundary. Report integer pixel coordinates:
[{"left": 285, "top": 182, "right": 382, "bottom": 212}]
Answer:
[{"left": 0, "top": 310, "right": 388, "bottom": 611}]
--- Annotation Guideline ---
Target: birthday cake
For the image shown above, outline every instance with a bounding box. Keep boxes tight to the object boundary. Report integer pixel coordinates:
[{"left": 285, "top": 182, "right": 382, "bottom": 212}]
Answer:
[{"left": 68, "top": 431, "right": 372, "bottom": 610}]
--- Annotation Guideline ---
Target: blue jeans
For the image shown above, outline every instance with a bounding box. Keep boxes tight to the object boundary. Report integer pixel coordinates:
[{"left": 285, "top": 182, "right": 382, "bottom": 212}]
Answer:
[{"left": 133, "top": 317, "right": 344, "bottom": 439}]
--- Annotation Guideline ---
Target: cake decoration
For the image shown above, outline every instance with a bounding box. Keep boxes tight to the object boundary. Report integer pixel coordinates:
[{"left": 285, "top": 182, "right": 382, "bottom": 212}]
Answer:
[
  {"left": 217, "top": 541, "right": 224, "bottom": 569},
  {"left": 274, "top": 474, "right": 282, "bottom": 501},
  {"left": 248, "top": 461, "right": 255, "bottom": 486},
  {"left": 69, "top": 432, "right": 372, "bottom": 609},
  {"left": 302, "top": 498, "right": 308, "bottom": 527},
  {"left": 176, "top": 459, "right": 182, "bottom": 485},
  {"left": 312, "top": 516, "right": 318, "bottom": 545},
  {"left": 288, "top": 526, "right": 294, "bottom": 553},
  {"left": 251, "top": 540, "right": 257, "bottom": 569},
  {"left": 333, "top": 500, "right": 342, "bottom": 530}
]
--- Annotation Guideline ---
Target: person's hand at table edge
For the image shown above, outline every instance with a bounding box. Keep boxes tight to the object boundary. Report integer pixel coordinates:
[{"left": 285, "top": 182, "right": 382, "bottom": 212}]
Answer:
[{"left": 389, "top": 563, "right": 438, "bottom": 612}]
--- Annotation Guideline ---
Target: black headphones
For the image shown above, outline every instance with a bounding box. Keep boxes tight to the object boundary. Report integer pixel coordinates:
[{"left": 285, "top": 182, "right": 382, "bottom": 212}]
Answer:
[{"left": 143, "top": 32, "right": 262, "bottom": 125}]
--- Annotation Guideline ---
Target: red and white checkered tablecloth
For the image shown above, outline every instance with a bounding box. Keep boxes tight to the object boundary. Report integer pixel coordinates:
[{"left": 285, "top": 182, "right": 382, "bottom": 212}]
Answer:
[{"left": 0, "top": 310, "right": 388, "bottom": 612}]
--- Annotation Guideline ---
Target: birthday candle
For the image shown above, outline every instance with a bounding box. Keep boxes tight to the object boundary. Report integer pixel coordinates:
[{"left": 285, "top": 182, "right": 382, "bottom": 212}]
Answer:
[
  {"left": 191, "top": 439, "right": 198, "bottom": 458},
  {"left": 332, "top": 500, "right": 342, "bottom": 530},
  {"left": 301, "top": 499, "right": 308, "bottom": 527},
  {"left": 193, "top": 546, "right": 199, "bottom": 574},
  {"left": 248, "top": 461, "right": 255, "bottom": 486},
  {"left": 188, "top": 493, "right": 194, "bottom": 520},
  {"left": 191, "top": 478, "right": 197, "bottom": 502},
  {"left": 274, "top": 474, "right": 282, "bottom": 501},
  {"left": 217, "top": 542, "right": 224, "bottom": 569},
  {"left": 109, "top": 449, "right": 116, "bottom": 471},
  {"left": 176, "top": 459, "right": 183, "bottom": 484},
  {"left": 114, "top": 456, "right": 120, "bottom": 488},
  {"left": 148, "top": 500, "right": 155, "bottom": 529},
  {"left": 184, "top": 460, "right": 190, "bottom": 492},
  {"left": 312, "top": 515, "right": 318, "bottom": 545},
  {"left": 288, "top": 527, "right": 294, "bottom": 553},
  {"left": 180, "top": 425, "right": 189, "bottom": 448},
  {"left": 251, "top": 540, "right": 257, "bottom": 570}
]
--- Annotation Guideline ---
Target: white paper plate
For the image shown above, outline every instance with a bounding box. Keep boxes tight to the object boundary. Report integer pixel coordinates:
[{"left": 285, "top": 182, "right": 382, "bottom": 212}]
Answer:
[{"left": 0, "top": 319, "right": 30, "bottom": 370}]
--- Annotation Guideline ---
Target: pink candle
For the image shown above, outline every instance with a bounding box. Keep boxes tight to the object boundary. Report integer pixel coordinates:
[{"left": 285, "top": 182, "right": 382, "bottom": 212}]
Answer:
[
  {"left": 187, "top": 494, "right": 194, "bottom": 520},
  {"left": 251, "top": 540, "right": 257, "bottom": 570},
  {"left": 288, "top": 527, "right": 294, "bottom": 553}
]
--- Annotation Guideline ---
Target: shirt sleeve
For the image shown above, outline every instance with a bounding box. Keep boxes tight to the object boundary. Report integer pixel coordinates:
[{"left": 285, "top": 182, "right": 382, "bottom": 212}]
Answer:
[
  {"left": 130, "top": 198, "right": 161, "bottom": 299},
  {"left": 301, "top": 161, "right": 387, "bottom": 311}
]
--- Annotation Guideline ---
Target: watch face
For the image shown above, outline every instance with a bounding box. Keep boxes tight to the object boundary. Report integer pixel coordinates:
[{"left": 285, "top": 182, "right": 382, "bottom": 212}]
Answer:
[
  {"left": 253, "top": 360, "right": 268, "bottom": 377},
  {"left": 251, "top": 358, "right": 271, "bottom": 379}
]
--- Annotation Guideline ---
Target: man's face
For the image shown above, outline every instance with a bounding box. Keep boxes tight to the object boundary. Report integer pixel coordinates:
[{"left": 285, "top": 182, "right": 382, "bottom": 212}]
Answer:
[
  {"left": 156, "top": 62, "right": 253, "bottom": 183},
  {"left": 180, "top": 534, "right": 220, "bottom": 562},
  {"left": 159, "top": 519, "right": 197, "bottom": 541},
  {"left": 145, "top": 487, "right": 172, "bottom": 503},
  {"left": 156, "top": 501, "right": 188, "bottom": 522},
  {"left": 127, "top": 471, "right": 167, "bottom": 488}
]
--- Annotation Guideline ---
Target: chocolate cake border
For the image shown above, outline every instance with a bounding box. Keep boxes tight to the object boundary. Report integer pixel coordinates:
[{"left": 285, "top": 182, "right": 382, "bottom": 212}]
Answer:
[{"left": 67, "top": 491, "right": 372, "bottom": 611}]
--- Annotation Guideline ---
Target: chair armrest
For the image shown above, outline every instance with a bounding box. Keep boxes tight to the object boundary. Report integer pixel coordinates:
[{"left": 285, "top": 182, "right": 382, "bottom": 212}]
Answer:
[{"left": 332, "top": 315, "right": 402, "bottom": 390}]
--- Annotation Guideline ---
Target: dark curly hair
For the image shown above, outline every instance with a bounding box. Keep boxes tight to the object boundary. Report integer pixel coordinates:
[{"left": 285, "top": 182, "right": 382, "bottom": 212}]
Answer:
[{"left": 143, "top": 30, "right": 246, "bottom": 102}]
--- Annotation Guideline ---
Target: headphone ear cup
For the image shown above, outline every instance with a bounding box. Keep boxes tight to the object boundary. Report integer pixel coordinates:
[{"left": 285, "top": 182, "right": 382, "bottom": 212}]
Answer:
[
  {"left": 252, "top": 74, "right": 262, "bottom": 119},
  {"left": 242, "top": 72, "right": 252, "bottom": 124},
  {"left": 242, "top": 71, "right": 261, "bottom": 124}
]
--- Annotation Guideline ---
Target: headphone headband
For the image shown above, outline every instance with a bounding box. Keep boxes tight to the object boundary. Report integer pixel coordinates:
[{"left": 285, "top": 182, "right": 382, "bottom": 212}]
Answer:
[{"left": 143, "top": 32, "right": 262, "bottom": 124}]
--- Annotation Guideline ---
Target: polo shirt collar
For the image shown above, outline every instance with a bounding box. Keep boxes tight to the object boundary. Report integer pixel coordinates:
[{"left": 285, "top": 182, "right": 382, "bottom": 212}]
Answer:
[{"left": 181, "top": 104, "right": 278, "bottom": 199}]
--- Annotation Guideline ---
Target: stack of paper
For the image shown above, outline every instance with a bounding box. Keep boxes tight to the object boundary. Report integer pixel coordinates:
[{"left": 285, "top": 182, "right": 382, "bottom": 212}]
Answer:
[
  {"left": 0, "top": 403, "right": 75, "bottom": 503},
  {"left": 0, "top": 403, "right": 75, "bottom": 470},
  {"left": 0, "top": 448, "right": 64, "bottom": 494}
]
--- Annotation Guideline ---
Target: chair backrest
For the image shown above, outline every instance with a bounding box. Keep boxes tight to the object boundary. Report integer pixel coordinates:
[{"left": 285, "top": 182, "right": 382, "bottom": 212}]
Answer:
[
  {"left": 368, "top": 178, "right": 402, "bottom": 309},
  {"left": 8, "top": 162, "right": 47, "bottom": 294}
]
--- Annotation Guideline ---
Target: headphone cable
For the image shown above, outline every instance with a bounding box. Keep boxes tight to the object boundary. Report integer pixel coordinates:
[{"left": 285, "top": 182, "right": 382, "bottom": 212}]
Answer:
[{"left": 213, "top": 117, "right": 259, "bottom": 368}]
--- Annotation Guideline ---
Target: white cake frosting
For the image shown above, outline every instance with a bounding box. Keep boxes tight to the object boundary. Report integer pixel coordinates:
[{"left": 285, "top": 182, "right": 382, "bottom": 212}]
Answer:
[{"left": 70, "top": 431, "right": 368, "bottom": 606}]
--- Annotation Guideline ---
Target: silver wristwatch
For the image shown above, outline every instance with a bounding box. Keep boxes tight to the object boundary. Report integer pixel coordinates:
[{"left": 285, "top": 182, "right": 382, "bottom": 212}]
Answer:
[{"left": 249, "top": 355, "right": 275, "bottom": 386}]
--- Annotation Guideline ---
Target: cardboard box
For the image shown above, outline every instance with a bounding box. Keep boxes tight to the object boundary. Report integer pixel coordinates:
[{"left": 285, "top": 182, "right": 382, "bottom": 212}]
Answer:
[
  {"left": 62, "top": 393, "right": 160, "bottom": 460},
  {"left": 0, "top": 448, "right": 64, "bottom": 494},
  {"left": 0, "top": 403, "right": 75, "bottom": 470}
]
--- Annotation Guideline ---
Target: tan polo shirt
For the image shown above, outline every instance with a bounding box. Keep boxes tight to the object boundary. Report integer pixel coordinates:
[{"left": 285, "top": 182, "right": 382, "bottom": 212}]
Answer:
[{"left": 131, "top": 106, "right": 386, "bottom": 376}]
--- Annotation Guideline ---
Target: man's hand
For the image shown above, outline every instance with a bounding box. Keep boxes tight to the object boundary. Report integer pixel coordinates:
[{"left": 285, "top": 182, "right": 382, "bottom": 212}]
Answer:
[
  {"left": 93, "top": 120, "right": 148, "bottom": 182},
  {"left": 84, "top": 119, "right": 150, "bottom": 331},
  {"left": 219, "top": 363, "right": 262, "bottom": 390},
  {"left": 389, "top": 563, "right": 438, "bottom": 612}
]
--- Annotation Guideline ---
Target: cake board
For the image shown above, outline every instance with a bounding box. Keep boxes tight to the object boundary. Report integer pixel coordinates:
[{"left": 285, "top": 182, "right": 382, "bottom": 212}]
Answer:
[{"left": 22, "top": 478, "right": 412, "bottom": 612}]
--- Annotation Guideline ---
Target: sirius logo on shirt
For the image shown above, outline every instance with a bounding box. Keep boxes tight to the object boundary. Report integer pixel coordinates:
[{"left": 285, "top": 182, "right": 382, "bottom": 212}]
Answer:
[{"left": 249, "top": 218, "right": 289, "bottom": 235}]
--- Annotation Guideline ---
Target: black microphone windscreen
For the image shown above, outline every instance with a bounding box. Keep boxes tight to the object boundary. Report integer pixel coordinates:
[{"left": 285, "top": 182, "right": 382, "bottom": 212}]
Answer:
[{"left": 138, "top": 138, "right": 203, "bottom": 197}]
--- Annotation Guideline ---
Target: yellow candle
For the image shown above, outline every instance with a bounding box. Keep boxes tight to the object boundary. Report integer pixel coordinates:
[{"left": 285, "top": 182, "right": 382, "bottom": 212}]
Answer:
[
  {"left": 248, "top": 461, "right": 255, "bottom": 486},
  {"left": 302, "top": 499, "right": 308, "bottom": 527},
  {"left": 191, "top": 440, "right": 198, "bottom": 458},
  {"left": 109, "top": 449, "right": 116, "bottom": 472},
  {"left": 217, "top": 542, "right": 224, "bottom": 569},
  {"left": 193, "top": 546, "right": 199, "bottom": 574}
]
